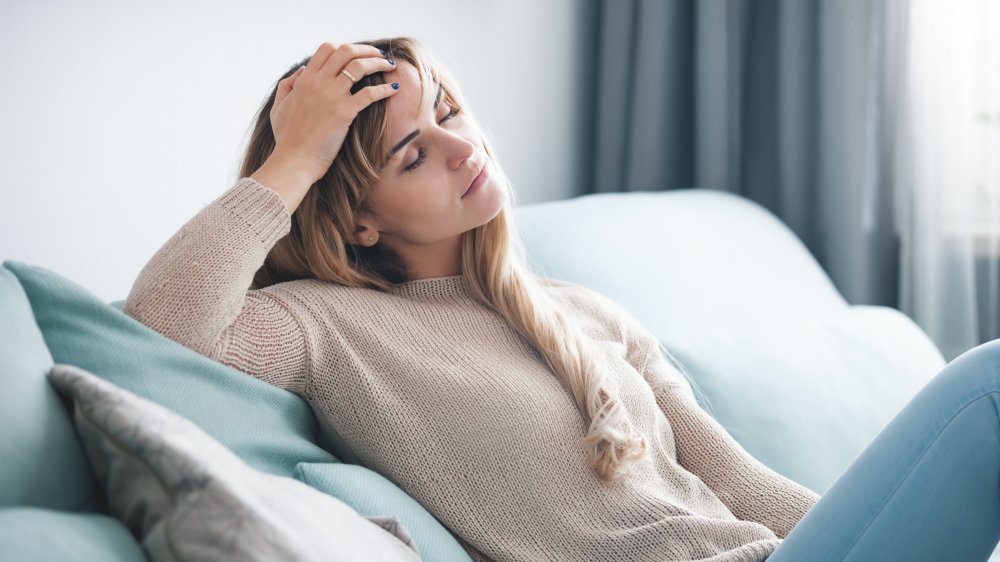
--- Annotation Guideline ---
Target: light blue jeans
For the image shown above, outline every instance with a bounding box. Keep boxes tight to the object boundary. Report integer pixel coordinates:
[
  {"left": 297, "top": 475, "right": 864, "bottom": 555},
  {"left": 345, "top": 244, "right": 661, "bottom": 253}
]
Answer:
[{"left": 767, "top": 339, "right": 1000, "bottom": 562}]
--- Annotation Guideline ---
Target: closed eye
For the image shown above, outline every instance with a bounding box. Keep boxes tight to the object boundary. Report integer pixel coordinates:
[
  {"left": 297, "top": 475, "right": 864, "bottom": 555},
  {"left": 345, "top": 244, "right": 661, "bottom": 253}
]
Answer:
[{"left": 404, "top": 106, "right": 462, "bottom": 172}]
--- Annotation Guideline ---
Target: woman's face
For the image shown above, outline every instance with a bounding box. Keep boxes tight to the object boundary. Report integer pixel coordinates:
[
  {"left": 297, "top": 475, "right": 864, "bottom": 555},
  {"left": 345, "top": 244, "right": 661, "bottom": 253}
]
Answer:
[{"left": 352, "top": 61, "right": 504, "bottom": 279}]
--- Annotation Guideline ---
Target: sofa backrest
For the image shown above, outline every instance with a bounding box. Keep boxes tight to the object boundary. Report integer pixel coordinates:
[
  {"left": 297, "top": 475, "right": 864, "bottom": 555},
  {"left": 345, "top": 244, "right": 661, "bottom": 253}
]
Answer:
[{"left": 514, "top": 188, "right": 948, "bottom": 494}]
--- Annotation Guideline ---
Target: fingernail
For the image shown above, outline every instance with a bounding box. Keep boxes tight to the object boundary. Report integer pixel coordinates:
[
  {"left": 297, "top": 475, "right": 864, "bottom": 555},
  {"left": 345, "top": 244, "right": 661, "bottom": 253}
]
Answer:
[
  {"left": 391, "top": 83, "right": 399, "bottom": 90},
  {"left": 388, "top": 59, "right": 395, "bottom": 65},
  {"left": 379, "top": 48, "right": 386, "bottom": 55}
]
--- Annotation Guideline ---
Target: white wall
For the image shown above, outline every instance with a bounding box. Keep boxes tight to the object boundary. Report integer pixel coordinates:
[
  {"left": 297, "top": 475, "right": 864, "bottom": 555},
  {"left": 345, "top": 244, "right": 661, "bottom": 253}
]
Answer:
[{"left": 0, "top": 0, "right": 589, "bottom": 301}]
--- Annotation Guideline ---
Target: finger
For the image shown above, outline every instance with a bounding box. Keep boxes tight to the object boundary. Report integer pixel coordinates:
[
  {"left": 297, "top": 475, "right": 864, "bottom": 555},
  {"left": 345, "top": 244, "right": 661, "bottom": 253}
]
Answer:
[
  {"left": 338, "top": 57, "right": 398, "bottom": 89},
  {"left": 347, "top": 81, "right": 402, "bottom": 115},
  {"left": 274, "top": 66, "right": 306, "bottom": 106},
  {"left": 319, "top": 43, "right": 386, "bottom": 79},
  {"left": 302, "top": 42, "right": 337, "bottom": 78}
]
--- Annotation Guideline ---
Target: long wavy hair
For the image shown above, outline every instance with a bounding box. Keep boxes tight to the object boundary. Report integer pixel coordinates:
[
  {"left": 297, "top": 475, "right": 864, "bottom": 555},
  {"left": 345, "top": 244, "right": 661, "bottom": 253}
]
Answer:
[{"left": 238, "top": 36, "right": 649, "bottom": 482}]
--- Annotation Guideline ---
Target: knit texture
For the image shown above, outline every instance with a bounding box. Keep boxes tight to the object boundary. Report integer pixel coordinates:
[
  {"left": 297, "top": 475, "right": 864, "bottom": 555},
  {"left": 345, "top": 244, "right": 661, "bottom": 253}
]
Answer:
[{"left": 124, "top": 177, "right": 820, "bottom": 562}]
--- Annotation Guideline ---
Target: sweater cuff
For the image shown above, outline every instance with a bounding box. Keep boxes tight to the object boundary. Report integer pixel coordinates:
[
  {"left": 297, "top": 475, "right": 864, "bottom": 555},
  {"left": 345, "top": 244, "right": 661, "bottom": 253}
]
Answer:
[{"left": 217, "top": 176, "right": 292, "bottom": 250}]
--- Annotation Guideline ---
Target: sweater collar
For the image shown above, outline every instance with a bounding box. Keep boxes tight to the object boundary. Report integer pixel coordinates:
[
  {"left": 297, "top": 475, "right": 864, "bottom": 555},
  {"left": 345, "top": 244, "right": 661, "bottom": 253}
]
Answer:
[{"left": 389, "top": 275, "right": 472, "bottom": 300}]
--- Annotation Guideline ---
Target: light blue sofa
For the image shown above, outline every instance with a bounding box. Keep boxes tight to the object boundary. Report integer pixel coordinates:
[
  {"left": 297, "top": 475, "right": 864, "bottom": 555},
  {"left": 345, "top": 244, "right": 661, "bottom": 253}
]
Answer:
[{"left": 0, "top": 187, "right": 973, "bottom": 560}]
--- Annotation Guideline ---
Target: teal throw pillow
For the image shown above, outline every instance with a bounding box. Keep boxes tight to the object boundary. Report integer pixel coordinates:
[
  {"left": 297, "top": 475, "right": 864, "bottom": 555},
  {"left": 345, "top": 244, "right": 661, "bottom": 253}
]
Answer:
[
  {"left": 2, "top": 259, "right": 336, "bottom": 477},
  {"left": 0, "top": 266, "right": 98, "bottom": 511}
]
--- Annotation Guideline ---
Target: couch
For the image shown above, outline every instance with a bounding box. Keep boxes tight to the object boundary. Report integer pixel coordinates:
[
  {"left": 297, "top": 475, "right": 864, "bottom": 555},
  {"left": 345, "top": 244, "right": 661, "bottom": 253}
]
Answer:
[{"left": 2, "top": 186, "right": 983, "bottom": 560}]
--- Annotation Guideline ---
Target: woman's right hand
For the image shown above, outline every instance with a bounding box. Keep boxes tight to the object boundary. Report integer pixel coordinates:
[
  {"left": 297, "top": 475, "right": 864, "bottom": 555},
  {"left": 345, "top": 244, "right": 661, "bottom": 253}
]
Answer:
[{"left": 267, "top": 42, "right": 400, "bottom": 185}]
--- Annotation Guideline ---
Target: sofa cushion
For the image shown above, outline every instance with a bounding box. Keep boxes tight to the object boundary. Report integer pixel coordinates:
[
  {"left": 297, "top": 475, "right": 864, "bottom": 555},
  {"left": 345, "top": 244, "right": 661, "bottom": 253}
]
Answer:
[
  {"left": 294, "top": 462, "right": 473, "bottom": 562},
  {"left": 0, "top": 267, "right": 98, "bottom": 511},
  {"left": 515, "top": 190, "right": 949, "bottom": 495},
  {"left": 49, "top": 362, "right": 421, "bottom": 562},
  {"left": 663, "top": 307, "right": 946, "bottom": 494},
  {"left": 0, "top": 507, "right": 146, "bottom": 561},
  {"left": 2, "top": 259, "right": 336, "bottom": 477}
]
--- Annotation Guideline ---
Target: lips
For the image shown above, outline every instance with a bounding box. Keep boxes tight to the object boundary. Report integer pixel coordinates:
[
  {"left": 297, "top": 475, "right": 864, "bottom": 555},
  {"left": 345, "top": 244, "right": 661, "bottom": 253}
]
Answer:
[{"left": 462, "top": 162, "right": 486, "bottom": 198}]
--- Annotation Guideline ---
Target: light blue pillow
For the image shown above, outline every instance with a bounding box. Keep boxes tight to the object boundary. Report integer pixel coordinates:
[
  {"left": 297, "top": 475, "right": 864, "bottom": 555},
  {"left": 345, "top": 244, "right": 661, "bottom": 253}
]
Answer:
[
  {"left": 0, "top": 507, "right": 146, "bottom": 562},
  {"left": 0, "top": 266, "right": 97, "bottom": 511},
  {"left": 2, "top": 259, "right": 336, "bottom": 476},
  {"left": 294, "top": 462, "right": 474, "bottom": 562}
]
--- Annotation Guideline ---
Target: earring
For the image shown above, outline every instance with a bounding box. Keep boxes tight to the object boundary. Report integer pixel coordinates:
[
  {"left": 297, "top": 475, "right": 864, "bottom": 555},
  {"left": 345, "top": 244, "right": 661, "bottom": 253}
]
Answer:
[{"left": 368, "top": 234, "right": 376, "bottom": 242}]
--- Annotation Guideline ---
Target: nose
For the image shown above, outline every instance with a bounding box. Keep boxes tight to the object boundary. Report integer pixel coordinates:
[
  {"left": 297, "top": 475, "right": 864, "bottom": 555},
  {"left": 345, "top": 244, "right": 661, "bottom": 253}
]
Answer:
[{"left": 446, "top": 132, "right": 477, "bottom": 170}]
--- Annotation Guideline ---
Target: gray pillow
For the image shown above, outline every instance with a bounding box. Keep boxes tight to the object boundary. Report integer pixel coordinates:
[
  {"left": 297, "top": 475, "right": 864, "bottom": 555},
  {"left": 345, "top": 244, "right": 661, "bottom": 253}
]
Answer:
[{"left": 48, "top": 363, "right": 421, "bottom": 562}]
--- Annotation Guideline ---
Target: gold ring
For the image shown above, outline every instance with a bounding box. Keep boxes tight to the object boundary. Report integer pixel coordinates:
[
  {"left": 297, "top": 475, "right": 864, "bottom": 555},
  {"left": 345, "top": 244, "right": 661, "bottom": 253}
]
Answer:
[{"left": 340, "top": 69, "right": 357, "bottom": 83}]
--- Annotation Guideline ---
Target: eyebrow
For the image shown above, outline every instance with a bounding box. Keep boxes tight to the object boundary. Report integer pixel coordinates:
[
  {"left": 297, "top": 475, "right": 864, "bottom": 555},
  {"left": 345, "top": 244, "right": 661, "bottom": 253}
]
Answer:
[{"left": 386, "top": 83, "right": 444, "bottom": 162}]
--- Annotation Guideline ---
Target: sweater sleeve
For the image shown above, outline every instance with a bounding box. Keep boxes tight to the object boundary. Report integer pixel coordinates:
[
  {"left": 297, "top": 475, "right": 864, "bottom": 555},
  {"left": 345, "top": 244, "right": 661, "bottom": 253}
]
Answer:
[
  {"left": 636, "top": 334, "right": 820, "bottom": 539},
  {"left": 123, "top": 177, "right": 310, "bottom": 395}
]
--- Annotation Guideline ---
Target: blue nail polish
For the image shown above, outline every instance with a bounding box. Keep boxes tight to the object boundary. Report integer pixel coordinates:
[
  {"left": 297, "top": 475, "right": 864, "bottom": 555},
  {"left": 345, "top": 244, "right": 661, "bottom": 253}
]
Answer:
[
  {"left": 388, "top": 59, "right": 395, "bottom": 65},
  {"left": 391, "top": 83, "right": 399, "bottom": 90},
  {"left": 379, "top": 48, "right": 386, "bottom": 55}
]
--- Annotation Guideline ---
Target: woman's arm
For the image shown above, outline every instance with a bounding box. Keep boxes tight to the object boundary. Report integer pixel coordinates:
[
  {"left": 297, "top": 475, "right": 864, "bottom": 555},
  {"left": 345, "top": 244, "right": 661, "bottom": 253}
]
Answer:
[
  {"left": 636, "top": 334, "right": 820, "bottom": 539},
  {"left": 123, "top": 174, "right": 310, "bottom": 394},
  {"left": 124, "top": 42, "right": 402, "bottom": 393}
]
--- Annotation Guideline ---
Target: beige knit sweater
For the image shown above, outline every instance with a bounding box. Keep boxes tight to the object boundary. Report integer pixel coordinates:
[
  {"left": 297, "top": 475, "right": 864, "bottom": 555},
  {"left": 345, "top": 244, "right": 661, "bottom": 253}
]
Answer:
[{"left": 123, "top": 176, "right": 820, "bottom": 562}]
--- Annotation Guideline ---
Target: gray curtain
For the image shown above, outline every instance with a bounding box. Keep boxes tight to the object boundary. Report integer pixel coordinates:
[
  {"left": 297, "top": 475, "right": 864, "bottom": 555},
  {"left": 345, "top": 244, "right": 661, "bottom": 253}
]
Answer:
[{"left": 585, "top": 0, "right": 909, "bottom": 321}]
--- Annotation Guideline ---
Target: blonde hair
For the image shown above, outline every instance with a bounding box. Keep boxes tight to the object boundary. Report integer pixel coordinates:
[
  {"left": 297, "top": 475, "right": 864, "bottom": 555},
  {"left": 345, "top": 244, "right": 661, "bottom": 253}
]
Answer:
[{"left": 238, "top": 36, "right": 649, "bottom": 482}]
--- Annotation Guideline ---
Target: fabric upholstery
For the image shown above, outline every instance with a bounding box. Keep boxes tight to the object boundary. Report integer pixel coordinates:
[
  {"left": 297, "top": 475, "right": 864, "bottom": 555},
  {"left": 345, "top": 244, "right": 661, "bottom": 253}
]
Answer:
[
  {"left": 0, "top": 266, "right": 98, "bottom": 511},
  {"left": 0, "top": 507, "right": 147, "bottom": 562},
  {"left": 514, "top": 189, "right": 948, "bottom": 494}
]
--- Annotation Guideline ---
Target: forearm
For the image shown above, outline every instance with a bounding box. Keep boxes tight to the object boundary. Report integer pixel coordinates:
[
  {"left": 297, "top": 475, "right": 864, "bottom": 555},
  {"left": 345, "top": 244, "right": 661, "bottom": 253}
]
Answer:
[
  {"left": 637, "top": 336, "right": 819, "bottom": 538},
  {"left": 653, "top": 382, "right": 820, "bottom": 538},
  {"left": 123, "top": 177, "right": 291, "bottom": 359},
  {"left": 250, "top": 151, "right": 322, "bottom": 215}
]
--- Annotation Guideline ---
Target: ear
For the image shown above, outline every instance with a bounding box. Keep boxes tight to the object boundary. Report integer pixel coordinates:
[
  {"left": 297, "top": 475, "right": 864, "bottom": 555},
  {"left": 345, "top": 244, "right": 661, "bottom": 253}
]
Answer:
[{"left": 352, "top": 209, "right": 380, "bottom": 247}]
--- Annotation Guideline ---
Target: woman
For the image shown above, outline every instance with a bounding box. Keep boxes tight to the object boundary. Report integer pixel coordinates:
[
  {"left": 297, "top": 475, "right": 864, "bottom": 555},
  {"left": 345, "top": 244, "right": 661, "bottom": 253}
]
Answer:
[{"left": 124, "top": 37, "right": 1000, "bottom": 561}]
